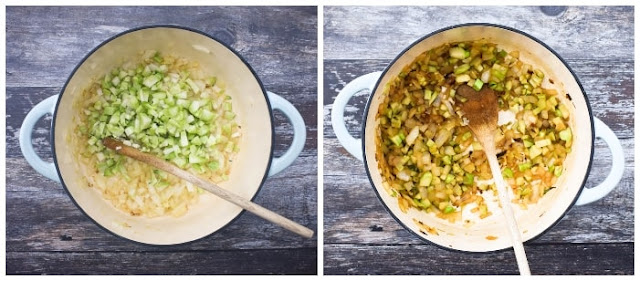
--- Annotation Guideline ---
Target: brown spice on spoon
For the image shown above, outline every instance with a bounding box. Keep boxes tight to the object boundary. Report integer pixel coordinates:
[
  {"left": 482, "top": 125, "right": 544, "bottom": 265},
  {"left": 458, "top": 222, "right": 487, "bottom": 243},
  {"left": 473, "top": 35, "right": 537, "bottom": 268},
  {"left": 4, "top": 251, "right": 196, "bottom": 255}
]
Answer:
[{"left": 457, "top": 84, "right": 531, "bottom": 275}]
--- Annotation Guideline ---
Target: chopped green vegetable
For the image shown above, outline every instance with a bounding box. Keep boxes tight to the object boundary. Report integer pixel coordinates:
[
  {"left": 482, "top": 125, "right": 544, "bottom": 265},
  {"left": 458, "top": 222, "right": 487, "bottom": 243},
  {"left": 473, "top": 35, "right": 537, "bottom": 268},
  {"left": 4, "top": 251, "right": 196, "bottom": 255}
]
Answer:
[
  {"left": 419, "top": 172, "right": 433, "bottom": 187},
  {"left": 390, "top": 133, "right": 404, "bottom": 146},
  {"left": 559, "top": 128, "right": 572, "bottom": 141},
  {"left": 463, "top": 173, "right": 474, "bottom": 186},
  {"left": 443, "top": 205, "right": 455, "bottom": 214},
  {"left": 554, "top": 166, "right": 563, "bottom": 177},
  {"left": 445, "top": 174, "right": 455, "bottom": 184},
  {"left": 472, "top": 79, "right": 484, "bottom": 91},
  {"left": 502, "top": 168, "right": 514, "bottom": 178},
  {"left": 376, "top": 40, "right": 573, "bottom": 222},
  {"left": 78, "top": 51, "right": 240, "bottom": 180},
  {"left": 449, "top": 47, "right": 469, "bottom": 59},
  {"left": 518, "top": 162, "right": 532, "bottom": 172},
  {"left": 529, "top": 145, "right": 542, "bottom": 159}
]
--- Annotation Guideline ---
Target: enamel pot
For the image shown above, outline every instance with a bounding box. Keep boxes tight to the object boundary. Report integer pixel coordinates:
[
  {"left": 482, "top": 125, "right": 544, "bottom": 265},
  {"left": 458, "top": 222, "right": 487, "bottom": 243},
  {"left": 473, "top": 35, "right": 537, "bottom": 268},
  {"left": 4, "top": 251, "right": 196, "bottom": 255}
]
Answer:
[
  {"left": 331, "top": 23, "right": 624, "bottom": 252},
  {"left": 19, "top": 25, "right": 307, "bottom": 245}
]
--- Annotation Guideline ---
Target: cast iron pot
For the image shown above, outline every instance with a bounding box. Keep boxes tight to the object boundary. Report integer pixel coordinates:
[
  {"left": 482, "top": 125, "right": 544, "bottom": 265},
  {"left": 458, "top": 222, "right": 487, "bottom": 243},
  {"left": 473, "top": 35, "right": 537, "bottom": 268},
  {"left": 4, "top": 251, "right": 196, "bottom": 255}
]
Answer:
[
  {"left": 20, "top": 26, "right": 307, "bottom": 245},
  {"left": 331, "top": 23, "right": 624, "bottom": 252}
]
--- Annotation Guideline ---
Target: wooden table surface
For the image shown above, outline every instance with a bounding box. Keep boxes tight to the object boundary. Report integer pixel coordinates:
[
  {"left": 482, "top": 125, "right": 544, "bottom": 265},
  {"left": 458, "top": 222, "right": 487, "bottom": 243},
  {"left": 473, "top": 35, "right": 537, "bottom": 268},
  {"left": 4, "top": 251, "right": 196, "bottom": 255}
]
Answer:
[
  {"left": 323, "top": 6, "right": 634, "bottom": 275},
  {"left": 6, "top": 6, "right": 317, "bottom": 275}
]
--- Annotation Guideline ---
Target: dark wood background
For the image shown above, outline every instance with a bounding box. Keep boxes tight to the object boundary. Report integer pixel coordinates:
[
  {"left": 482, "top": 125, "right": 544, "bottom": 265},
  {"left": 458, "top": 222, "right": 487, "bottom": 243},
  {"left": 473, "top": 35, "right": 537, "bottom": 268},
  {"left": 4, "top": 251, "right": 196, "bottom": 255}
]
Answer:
[
  {"left": 6, "top": 6, "right": 317, "bottom": 275},
  {"left": 323, "top": 6, "right": 634, "bottom": 275}
]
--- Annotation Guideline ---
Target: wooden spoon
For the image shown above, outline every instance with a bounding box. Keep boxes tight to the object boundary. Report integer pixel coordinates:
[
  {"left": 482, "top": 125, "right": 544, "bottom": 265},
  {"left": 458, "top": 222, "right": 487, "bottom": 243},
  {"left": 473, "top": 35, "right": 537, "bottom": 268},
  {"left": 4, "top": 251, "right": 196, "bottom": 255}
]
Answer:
[
  {"left": 102, "top": 137, "right": 314, "bottom": 239},
  {"left": 457, "top": 84, "right": 531, "bottom": 275}
]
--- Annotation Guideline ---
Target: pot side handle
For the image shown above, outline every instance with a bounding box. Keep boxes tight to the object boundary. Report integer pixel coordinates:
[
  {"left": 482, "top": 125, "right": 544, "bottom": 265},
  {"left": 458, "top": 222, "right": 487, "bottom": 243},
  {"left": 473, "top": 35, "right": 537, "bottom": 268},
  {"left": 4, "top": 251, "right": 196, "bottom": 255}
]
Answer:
[
  {"left": 19, "top": 95, "right": 61, "bottom": 182},
  {"left": 330, "top": 71, "right": 382, "bottom": 161},
  {"left": 575, "top": 118, "right": 625, "bottom": 205},
  {"left": 266, "top": 91, "right": 306, "bottom": 176}
]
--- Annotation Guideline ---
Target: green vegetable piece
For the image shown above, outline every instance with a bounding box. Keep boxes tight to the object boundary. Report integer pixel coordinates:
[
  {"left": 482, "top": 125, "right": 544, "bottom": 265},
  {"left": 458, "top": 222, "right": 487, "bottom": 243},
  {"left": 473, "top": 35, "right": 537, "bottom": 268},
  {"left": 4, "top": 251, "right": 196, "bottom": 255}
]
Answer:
[
  {"left": 518, "top": 162, "right": 532, "bottom": 172},
  {"left": 472, "top": 79, "right": 484, "bottom": 91},
  {"left": 442, "top": 155, "right": 452, "bottom": 165},
  {"left": 523, "top": 139, "right": 533, "bottom": 148},
  {"left": 424, "top": 89, "right": 433, "bottom": 102},
  {"left": 445, "top": 174, "right": 455, "bottom": 184},
  {"left": 180, "top": 131, "right": 189, "bottom": 147},
  {"left": 461, "top": 131, "right": 472, "bottom": 141},
  {"left": 502, "top": 168, "right": 514, "bottom": 178},
  {"left": 172, "top": 157, "right": 187, "bottom": 168},
  {"left": 463, "top": 173, "right": 474, "bottom": 186},
  {"left": 554, "top": 165, "right": 563, "bottom": 177},
  {"left": 185, "top": 78, "right": 200, "bottom": 94},
  {"left": 143, "top": 73, "right": 162, "bottom": 88},
  {"left": 529, "top": 145, "right": 542, "bottom": 159},
  {"left": 454, "top": 63, "right": 470, "bottom": 75},
  {"left": 390, "top": 134, "right": 404, "bottom": 147},
  {"left": 188, "top": 154, "right": 206, "bottom": 164},
  {"left": 207, "top": 77, "right": 217, "bottom": 86},
  {"left": 153, "top": 52, "right": 163, "bottom": 63},
  {"left": 414, "top": 198, "right": 431, "bottom": 209},
  {"left": 449, "top": 47, "right": 468, "bottom": 59},
  {"left": 443, "top": 205, "right": 455, "bottom": 214},
  {"left": 419, "top": 172, "right": 433, "bottom": 187},
  {"left": 199, "top": 109, "right": 215, "bottom": 121},
  {"left": 208, "top": 160, "right": 220, "bottom": 171},
  {"left": 559, "top": 128, "right": 572, "bottom": 141}
]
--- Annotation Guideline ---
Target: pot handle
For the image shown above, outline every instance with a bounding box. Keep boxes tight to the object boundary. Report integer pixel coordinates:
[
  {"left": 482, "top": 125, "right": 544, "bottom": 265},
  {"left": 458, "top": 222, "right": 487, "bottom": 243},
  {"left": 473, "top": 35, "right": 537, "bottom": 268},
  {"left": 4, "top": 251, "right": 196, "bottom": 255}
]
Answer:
[
  {"left": 19, "top": 95, "right": 61, "bottom": 182},
  {"left": 575, "top": 117, "right": 625, "bottom": 205},
  {"left": 267, "top": 91, "right": 306, "bottom": 176},
  {"left": 331, "top": 71, "right": 382, "bottom": 161}
]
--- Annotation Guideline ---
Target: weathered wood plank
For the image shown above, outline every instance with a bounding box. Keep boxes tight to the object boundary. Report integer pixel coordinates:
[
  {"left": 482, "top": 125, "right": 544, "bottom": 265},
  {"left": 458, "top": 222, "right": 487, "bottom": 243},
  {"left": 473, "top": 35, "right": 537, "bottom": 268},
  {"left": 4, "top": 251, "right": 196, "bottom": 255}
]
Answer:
[
  {"left": 324, "top": 6, "right": 633, "bottom": 60},
  {"left": 321, "top": 5, "right": 633, "bottom": 275},
  {"left": 322, "top": 137, "right": 634, "bottom": 245},
  {"left": 7, "top": 248, "right": 317, "bottom": 275},
  {"left": 6, "top": 6, "right": 317, "bottom": 275},
  {"left": 6, "top": 156, "right": 317, "bottom": 252},
  {"left": 6, "top": 6, "right": 317, "bottom": 88},
  {"left": 322, "top": 59, "right": 634, "bottom": 139},
  {"left": 324, "top": 243, "right": 633, "bottom": 275}
]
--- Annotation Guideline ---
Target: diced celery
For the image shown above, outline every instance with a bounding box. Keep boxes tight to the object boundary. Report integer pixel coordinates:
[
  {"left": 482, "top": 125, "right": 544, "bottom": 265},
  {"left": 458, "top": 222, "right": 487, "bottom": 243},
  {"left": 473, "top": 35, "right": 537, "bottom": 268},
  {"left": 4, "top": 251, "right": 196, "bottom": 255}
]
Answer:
[
  {"left": 454, "top": 64, "right": 470, "bottom": 74},
  {"left": 535, "top": 139, "right": 552, "bottom": 147},
  {"left": 442, "top": 155, "right": 452, "bottom": 165},
  {"left": 456, "top": 74, "right": 471, "bottom": 83},
  {"left": 502, "top": 167, "right": 514, "bottom": 178},
  {"left": 173, "top": 157, "right": 187, "bottom": 168},
  {"left": 143, "top": 73, "right": 162, "bottom": 88},
  {"left": 461, "top": 131, "right": 472, "bottom": 141},
  {"left": 180, "top": 131, "right": 189, "bottom": 147},
  {"left": 472, "top": 79, "right": 483, "bottom": 91},
  {"left": 449, "top": 47, "right": 468, "bottom": 59},
  {"left": 188, "top": 154, "right": 206, "bottom": 164},
  {"left": 419, "top": 172, "right": 433, "bottom": 187},
  {"left": 424, "top": 88, "right": 433, "bottom": 102},
  {"left": 523, "top": 139, "right": 533, "bottom": 148},
  {"left": 559, "top": 128, "right": 572, "bottom": 141},
  {"left": 445, "top": 174, "right": 455, "bottom": 184},
  {"left": 554, "top": 166, "right": 563, "bottom": 177},
  {"left": 558, "top": 103, "right": 570, "bottom": 119},
  {"left": 463, "top": 173, "right": 474, "bottom": 185},
  {"left": 518, "top": 162, "right": 532, "bottom": 171},
  {"left": 185, "top": 78, "right": 200, "bottom": 94},
  {"left": 443, "top": 205, "right": 455, "bottom": 214},
  {"left": 529, "top": 145, "right": 542, "bottom": 159}
]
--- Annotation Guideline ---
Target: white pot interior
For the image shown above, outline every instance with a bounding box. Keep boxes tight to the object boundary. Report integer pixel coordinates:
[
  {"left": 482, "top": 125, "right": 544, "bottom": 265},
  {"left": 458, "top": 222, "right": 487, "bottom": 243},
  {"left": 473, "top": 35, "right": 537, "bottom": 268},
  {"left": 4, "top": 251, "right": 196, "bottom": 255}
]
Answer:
[
  {"left": 53, "top": 27, "right": 273, "bottom": 245},
  {"left": 363, "top": 25, "right": 593, "bottom": 252}
]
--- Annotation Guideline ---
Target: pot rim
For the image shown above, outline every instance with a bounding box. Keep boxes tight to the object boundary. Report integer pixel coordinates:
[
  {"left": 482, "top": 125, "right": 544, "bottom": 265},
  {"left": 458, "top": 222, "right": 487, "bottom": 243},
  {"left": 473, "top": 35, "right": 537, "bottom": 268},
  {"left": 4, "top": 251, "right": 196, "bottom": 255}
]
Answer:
[
  {"left": 50, "top": 24, "right": 275, "bottom": 246},
  {"left": 360, "top": 22, "right": 595, "bottom": 253}
]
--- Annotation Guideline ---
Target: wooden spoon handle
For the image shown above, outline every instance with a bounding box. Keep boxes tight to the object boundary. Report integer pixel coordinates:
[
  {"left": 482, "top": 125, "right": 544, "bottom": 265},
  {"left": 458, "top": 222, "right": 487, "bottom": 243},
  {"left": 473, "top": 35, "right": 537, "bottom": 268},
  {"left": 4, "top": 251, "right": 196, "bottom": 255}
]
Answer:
[
  {"left": 484, "top": 144, "right": 531, "bottom": 275},
  {"left": 103, "top": 138, "right": 314, "bottom": 239}
]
